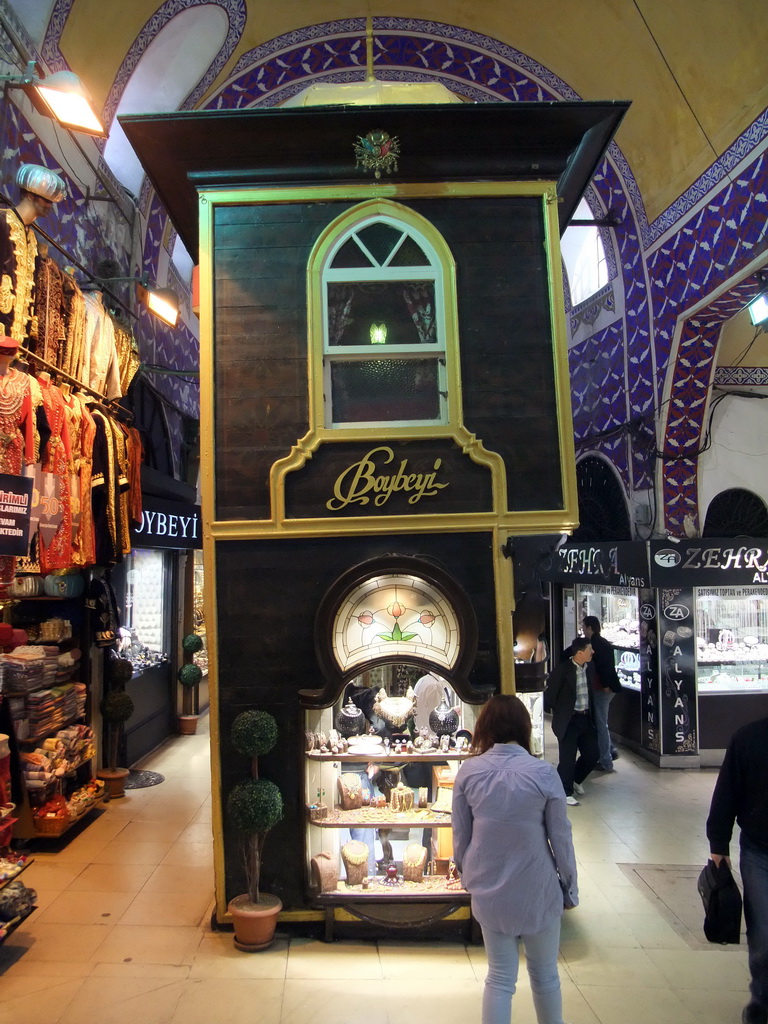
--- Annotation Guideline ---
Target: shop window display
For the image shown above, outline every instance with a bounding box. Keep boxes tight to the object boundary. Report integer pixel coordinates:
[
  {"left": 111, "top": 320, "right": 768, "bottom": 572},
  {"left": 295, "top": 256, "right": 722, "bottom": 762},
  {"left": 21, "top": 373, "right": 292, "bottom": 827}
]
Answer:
[
  {"left": 304, "top": 663, "right": 479, "bottom": 907},
  {"left": 119, "top": 548, "right": 170, "bottom": 671},
  {"left": 578, "top": 585, "right": 640, "bottom": 690},
  {"left": 696, "top": 588, "right": 768, "bottom": 692}
]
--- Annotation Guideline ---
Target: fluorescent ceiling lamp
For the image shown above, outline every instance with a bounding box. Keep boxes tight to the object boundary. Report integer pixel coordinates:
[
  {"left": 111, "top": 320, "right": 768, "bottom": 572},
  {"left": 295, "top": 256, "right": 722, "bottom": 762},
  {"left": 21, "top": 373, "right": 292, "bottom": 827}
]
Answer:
[
  {"left": 32, "top": 70, "right": 106, "bottom": 137},
  {"left": 748, "top": 292, "right": 768, "bottom": 326}
]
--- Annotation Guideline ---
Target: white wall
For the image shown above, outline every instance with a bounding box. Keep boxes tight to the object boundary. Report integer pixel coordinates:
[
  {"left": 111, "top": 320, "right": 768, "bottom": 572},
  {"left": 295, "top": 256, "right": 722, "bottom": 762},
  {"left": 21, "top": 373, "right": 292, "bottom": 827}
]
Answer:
[{"left": 698, "top": 392, "right": 768, "bottom": 518}]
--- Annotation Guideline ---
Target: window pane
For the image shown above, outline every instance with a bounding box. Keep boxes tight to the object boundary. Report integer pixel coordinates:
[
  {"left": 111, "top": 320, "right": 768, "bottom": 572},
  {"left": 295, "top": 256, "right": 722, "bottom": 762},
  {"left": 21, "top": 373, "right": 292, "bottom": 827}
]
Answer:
[
  {"left": 327, "top": 282, "right": 436, "bottom": 346},
  {"left": 388, "top": 234, "right": 430, "bottom": 267},
  {"left": 356, "top": 222, "right": 407, "bottom": 265},
  {"left": 330, "top": 237, "right": 373, "bottom": 269},
  {"left": 331, "top": 359, "right": 440, "bottom": 422}
]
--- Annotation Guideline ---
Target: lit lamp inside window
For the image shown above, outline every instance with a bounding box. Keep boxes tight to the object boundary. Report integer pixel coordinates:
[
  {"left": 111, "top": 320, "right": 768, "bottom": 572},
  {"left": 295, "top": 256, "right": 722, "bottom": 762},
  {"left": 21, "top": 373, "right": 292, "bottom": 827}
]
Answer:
[{"left": 370, "top": 322, "right": 387, "bottom": 344}]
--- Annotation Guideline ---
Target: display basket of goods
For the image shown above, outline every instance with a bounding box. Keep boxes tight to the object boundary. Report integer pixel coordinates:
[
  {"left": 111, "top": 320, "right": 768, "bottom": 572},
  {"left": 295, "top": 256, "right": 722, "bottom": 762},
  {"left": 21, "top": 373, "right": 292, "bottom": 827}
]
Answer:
[{"left": 32, "top": 794, "right": 70, "bottom": 836}]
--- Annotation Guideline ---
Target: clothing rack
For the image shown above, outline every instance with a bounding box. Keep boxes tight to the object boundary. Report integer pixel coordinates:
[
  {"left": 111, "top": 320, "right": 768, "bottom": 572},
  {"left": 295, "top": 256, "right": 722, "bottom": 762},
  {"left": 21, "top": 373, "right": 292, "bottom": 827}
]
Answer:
[
  {"left": 18, "top": 345, "right": 133, "bottom": 423},
  {"left": 0, "top": 192, "right": 137, "bottom": 321}
]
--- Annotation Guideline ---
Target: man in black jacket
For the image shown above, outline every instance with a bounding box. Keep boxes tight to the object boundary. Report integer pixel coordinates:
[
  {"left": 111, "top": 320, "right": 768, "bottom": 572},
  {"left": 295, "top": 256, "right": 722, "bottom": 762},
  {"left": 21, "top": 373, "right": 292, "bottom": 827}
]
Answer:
[
  {"left": 544, "top": 637, "right": 599, "bottom": 805},
  {"left": 707, "top": 716, "right": 768, "bottom": 1024},
  {"left": 582, "top": 616, "right": 622, "bottom": 771}
]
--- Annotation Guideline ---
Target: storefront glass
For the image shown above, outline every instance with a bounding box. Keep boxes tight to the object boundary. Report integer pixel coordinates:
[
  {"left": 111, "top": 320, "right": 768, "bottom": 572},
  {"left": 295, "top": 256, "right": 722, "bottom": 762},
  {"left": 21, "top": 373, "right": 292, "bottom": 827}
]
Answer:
[{"left": 696, "top": 586, "right": 768, "bottom": 692}]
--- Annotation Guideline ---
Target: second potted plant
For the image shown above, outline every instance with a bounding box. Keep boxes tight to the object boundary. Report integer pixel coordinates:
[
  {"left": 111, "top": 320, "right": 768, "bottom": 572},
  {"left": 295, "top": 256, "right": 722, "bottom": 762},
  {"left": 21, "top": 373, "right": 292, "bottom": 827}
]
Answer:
[
  {"left": 97, "top": 656, "right": 134, "bottom": 799},
  {"left": 226, "top": 708, "right": 284, "bottom": 951}
]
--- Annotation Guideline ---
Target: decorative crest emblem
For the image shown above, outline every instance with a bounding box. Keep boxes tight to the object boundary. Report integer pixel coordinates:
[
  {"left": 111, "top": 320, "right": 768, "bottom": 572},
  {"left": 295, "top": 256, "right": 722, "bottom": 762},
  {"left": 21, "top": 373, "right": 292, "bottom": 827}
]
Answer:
[{"left": 353, "top": 129, "right": 400, "bottom": 179}]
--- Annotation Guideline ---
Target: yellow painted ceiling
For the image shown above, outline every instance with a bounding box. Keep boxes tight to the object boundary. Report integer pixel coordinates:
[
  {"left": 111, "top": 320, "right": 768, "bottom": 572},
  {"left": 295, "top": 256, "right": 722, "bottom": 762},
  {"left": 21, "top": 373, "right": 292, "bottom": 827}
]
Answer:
[{"left": 58, "top": 0, "right": 767, "bottom": 225}]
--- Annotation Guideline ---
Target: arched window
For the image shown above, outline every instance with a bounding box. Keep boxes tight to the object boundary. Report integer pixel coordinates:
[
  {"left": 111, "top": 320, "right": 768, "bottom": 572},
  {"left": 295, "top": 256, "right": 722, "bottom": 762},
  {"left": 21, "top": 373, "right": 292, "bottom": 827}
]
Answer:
[
  {"left": 572, "top": 456, "right": 631, "bottom": 541},
  {"left": 703, "top": 489, "right": 768, "bottom": 537},
  {"left": 311, "top": 201, "right": 459, "bottom": 431},
  {"left": 561, "top": 198, "right": 609, "bottom": 306}
]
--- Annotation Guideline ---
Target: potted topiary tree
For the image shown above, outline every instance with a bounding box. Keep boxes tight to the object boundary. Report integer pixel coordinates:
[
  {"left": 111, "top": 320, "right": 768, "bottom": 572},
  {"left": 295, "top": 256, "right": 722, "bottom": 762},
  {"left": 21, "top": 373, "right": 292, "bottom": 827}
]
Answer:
[
  {"left": 226, "top": 708, "right": 284, "bottom": 951},
  {"left": 178, "top": 632, "right": 204, "bottom": 734},
  {"left": 97, "top": 655, "right": 134, "bottom": 799}
]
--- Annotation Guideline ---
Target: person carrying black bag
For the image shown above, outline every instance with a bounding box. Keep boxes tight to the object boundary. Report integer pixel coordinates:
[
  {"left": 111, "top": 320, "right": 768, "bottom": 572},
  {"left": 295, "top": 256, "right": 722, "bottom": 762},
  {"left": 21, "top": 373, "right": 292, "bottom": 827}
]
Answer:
[{"left": 706, "top": 715, "right": 768, "bottom": 1024}]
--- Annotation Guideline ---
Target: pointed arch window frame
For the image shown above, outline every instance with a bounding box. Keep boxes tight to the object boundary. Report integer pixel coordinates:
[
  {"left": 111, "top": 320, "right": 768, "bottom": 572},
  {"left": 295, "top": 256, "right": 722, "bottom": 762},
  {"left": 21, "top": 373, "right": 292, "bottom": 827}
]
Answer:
[{"left": 308, "top": 200, "right": 463, "bottom": 434}]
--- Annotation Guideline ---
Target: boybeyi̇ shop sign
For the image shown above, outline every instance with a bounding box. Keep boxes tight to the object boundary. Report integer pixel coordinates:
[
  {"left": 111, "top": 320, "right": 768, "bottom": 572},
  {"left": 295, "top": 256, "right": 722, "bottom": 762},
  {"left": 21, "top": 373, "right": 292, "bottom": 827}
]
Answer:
[{"left": 130, "top": 496, "right": 201, "bottom": 550}]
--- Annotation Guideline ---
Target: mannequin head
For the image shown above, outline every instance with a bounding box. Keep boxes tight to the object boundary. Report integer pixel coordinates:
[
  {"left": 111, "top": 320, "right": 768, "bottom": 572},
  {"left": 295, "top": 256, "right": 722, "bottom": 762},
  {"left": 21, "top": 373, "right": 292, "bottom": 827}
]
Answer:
[
  {"left": 0, "top": 336, "right": 19, "bottom": 376},
  {"left": 14, "top": 164, "right": 66, "bottom": 226}
]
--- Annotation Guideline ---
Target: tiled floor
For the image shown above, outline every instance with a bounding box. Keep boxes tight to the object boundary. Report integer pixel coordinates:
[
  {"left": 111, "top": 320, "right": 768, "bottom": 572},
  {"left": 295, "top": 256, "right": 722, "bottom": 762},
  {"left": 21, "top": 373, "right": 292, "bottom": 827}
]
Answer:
[{"left": 0, "top": 716, "right": 750, "bottom": 1024}]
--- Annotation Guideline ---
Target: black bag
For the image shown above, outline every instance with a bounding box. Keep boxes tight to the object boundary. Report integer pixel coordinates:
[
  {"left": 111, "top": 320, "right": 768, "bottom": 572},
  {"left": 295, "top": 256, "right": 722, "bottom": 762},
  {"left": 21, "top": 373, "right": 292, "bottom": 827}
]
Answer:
[{"left": 697, "top": 859, "right": 742, "bottom": 944}]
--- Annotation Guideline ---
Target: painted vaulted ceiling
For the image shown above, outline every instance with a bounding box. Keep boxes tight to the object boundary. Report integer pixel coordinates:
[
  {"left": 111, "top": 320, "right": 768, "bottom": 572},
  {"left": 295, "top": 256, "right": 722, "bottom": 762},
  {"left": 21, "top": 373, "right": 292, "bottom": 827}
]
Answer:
[{"left": 9, "top": 0, "right": 767, "bottom": 226}]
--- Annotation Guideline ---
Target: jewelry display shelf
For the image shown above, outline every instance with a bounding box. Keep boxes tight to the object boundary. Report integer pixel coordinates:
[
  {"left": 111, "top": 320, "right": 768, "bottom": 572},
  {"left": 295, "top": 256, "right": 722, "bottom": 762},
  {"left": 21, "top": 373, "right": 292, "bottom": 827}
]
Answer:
[
  {"left": 306, "top": 750, "right": 469, "bottom": 762},
  {"left": 318, "top": 876, "right": 467, "bottom": 899},
  {"left": 309, "top": 807, "right": 452, "bottom": 828}
]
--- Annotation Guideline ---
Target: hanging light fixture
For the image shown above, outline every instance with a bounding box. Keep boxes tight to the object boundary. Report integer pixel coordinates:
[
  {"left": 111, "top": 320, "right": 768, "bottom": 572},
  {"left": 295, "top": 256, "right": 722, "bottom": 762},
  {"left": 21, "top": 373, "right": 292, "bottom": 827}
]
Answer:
[{"left": 1, "top": 61, "right": 106, "bottom": 137}]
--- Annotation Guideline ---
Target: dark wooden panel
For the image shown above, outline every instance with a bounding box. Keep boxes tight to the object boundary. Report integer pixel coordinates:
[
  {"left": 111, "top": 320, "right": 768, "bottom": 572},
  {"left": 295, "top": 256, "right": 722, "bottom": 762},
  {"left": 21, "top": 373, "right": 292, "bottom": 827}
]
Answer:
[
  {"left": 699, "top": 693, "right": 768, "bottom": 749},
  {"left": 284, "top": 439, "right": 493, "bottom": 519},
  {"left": 214, "top": 532, "right": 499, "bottom": 907}
]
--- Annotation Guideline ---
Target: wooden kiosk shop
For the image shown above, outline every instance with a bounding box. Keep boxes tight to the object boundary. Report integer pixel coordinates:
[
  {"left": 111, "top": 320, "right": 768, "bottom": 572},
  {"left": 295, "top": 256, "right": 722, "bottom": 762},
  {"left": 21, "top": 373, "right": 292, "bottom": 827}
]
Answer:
[{"left": 123, "top": 100, "right": 627, "bottom": 937}]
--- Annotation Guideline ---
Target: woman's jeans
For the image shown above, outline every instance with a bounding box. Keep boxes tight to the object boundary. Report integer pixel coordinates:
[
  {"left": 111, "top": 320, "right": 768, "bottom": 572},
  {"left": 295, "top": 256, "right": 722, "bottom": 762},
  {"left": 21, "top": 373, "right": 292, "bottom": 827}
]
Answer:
[
  {"left": 481, "top": 917, "right": 564, "bottom": 1024},
  {"left": 741, "top": 834, "right": 768, "bottom": 1013},
  {"left": 592, "top": 689, "right": 615, "bottom": 770}
]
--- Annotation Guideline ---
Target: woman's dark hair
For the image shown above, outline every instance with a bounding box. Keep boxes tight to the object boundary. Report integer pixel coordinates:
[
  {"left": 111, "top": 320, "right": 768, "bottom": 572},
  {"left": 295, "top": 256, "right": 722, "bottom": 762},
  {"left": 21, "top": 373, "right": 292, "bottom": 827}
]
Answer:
[{"left": 470, "top": 694, "right": 532, "bottom": 755}]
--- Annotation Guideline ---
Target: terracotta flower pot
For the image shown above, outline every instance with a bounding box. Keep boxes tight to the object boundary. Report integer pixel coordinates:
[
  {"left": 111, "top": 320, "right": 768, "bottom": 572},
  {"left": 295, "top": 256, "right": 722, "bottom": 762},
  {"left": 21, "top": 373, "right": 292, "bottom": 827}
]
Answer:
[
  {"left": 97, "top": 767, "right": 130, "bottom": 799},
  {"left": 228, "top": 892, "right": 282, "bottom": 951},
  {"left": 177, "top": 715, "right": 199, "bottom": 735}
]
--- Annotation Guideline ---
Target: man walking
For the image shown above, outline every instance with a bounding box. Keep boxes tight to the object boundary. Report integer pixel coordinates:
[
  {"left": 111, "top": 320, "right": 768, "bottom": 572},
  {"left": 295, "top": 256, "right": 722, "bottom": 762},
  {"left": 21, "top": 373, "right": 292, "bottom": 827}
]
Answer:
[
  {"left": 544, "top": 637, "right": 599, "bottom": 805},
  {"left": 582, "top": 616, "right": 622, "bottom": 771},
  {"left": 706, "top": 716, "right": 768, "bottom": 1024}
]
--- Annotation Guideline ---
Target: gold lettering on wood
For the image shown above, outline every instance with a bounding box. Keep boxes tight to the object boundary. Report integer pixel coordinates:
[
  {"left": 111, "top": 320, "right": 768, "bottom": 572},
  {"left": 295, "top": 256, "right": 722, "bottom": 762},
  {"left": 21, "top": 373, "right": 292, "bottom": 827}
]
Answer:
[{"left": 327, "top": 446, "right": 449, "bottom": 511}]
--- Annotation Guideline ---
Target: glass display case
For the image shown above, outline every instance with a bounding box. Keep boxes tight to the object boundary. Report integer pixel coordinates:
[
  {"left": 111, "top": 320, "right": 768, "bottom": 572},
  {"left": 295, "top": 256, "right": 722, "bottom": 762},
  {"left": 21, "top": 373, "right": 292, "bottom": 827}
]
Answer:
[
  {"left": 119, "top": 549, "right": 170, "bottom": 672},
  {"left": 696, "top": 587, "right": 768, "bottom": 693},
  {"left": 303, "top": 664, "right": 479, "bottom": 910},
  {"left": 577, "top": 584, "right": 640, "bottom": 690}
]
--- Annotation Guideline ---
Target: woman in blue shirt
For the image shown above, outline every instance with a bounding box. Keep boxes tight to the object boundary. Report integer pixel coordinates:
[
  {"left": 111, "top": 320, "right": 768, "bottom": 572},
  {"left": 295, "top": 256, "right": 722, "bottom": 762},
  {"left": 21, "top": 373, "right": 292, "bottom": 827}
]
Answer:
[{"left": 453, "top": 694, "right": 578, "bottom": 1024}]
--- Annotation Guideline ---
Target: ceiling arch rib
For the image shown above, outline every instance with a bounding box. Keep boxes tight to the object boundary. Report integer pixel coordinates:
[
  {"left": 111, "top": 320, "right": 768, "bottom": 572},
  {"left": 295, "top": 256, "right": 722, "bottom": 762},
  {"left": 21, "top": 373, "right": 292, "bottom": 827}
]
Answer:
[{"left": 104, "top": 4, "right": 229, "bottom": 196}]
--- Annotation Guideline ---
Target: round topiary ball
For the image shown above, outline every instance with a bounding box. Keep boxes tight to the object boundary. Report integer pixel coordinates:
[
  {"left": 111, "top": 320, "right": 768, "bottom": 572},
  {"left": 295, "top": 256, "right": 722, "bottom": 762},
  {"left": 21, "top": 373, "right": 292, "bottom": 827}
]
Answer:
[
  {"left": 107, "top": 657, "right": 133, "bottom": 686},
  {"left": 227, "top": 778, "right": 283, "bottom": 833},
  {"left": 182, "top": 633, "right": 204, "bottom": 655},
  {"left": 178, "top": 662, "right": 203, "bottom": 688},
  {"left": 231, "top": 709, "right": 278, "bottom": 759},
  {"left": 100, "top": 689, "right": 134, "bottom": 724}
]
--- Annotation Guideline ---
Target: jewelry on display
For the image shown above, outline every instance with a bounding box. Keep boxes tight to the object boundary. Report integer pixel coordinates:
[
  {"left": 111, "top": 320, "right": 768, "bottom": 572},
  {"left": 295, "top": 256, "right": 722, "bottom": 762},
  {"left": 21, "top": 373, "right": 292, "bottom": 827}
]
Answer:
[
  {"left": 337, "top": 772, "right": 363, "bottom": 810},
  {"left": 341, "top": 840, "right": 369, "bottom": 886},
  {"left": 402, "top": 842, "right": 428, "bottom": 882}
]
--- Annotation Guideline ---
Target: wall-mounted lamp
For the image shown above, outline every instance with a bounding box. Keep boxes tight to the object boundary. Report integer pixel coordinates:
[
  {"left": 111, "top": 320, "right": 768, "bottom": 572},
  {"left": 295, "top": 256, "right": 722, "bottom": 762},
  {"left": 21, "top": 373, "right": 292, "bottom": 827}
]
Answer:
[
  {"left": 748, "top": 292, "right": 768, "bottom": 327},
  {"left": 1, "top": 61, "right": 106, "bottom": 137},
  {"left": 97, "top": 275, "right": 180, "bottom": 328},
  {"left": 136, "top": 283, "right": 180, "bottom": 327}
]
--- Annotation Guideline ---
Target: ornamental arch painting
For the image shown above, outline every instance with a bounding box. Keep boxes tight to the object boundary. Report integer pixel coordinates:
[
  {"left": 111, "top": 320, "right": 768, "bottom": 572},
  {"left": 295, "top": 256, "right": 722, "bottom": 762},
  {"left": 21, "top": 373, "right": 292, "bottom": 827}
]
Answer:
[{"left": 308, "top": 554, "right": 480, "bottom": 707}]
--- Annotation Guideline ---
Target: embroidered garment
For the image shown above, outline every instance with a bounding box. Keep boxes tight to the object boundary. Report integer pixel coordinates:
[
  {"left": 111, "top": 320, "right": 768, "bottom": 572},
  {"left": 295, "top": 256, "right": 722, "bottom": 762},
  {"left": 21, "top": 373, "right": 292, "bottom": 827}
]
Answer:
[
  {"left": 36, "top": 377, "right": 72, "bottom": 572},
  {"left": 83, "top": 292, "right": 122, "bottom": 399},
  {"left": 33, "top": 255, "right": 67, "bottom": 365},
  {"left": 0, "top": 368, "right": 38, "bottom": 581},
  {"left": 0, "top": 208, "right": 38, "bottom": 343},
  {"left": 63, "top": 390, "right": 96, "bottom": 566},
  {"left": 91, "top": 407, "right": 130, "bottom": 565},
  {"left": 61, "top": 276, "right": 86, "bottom": 381}
]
